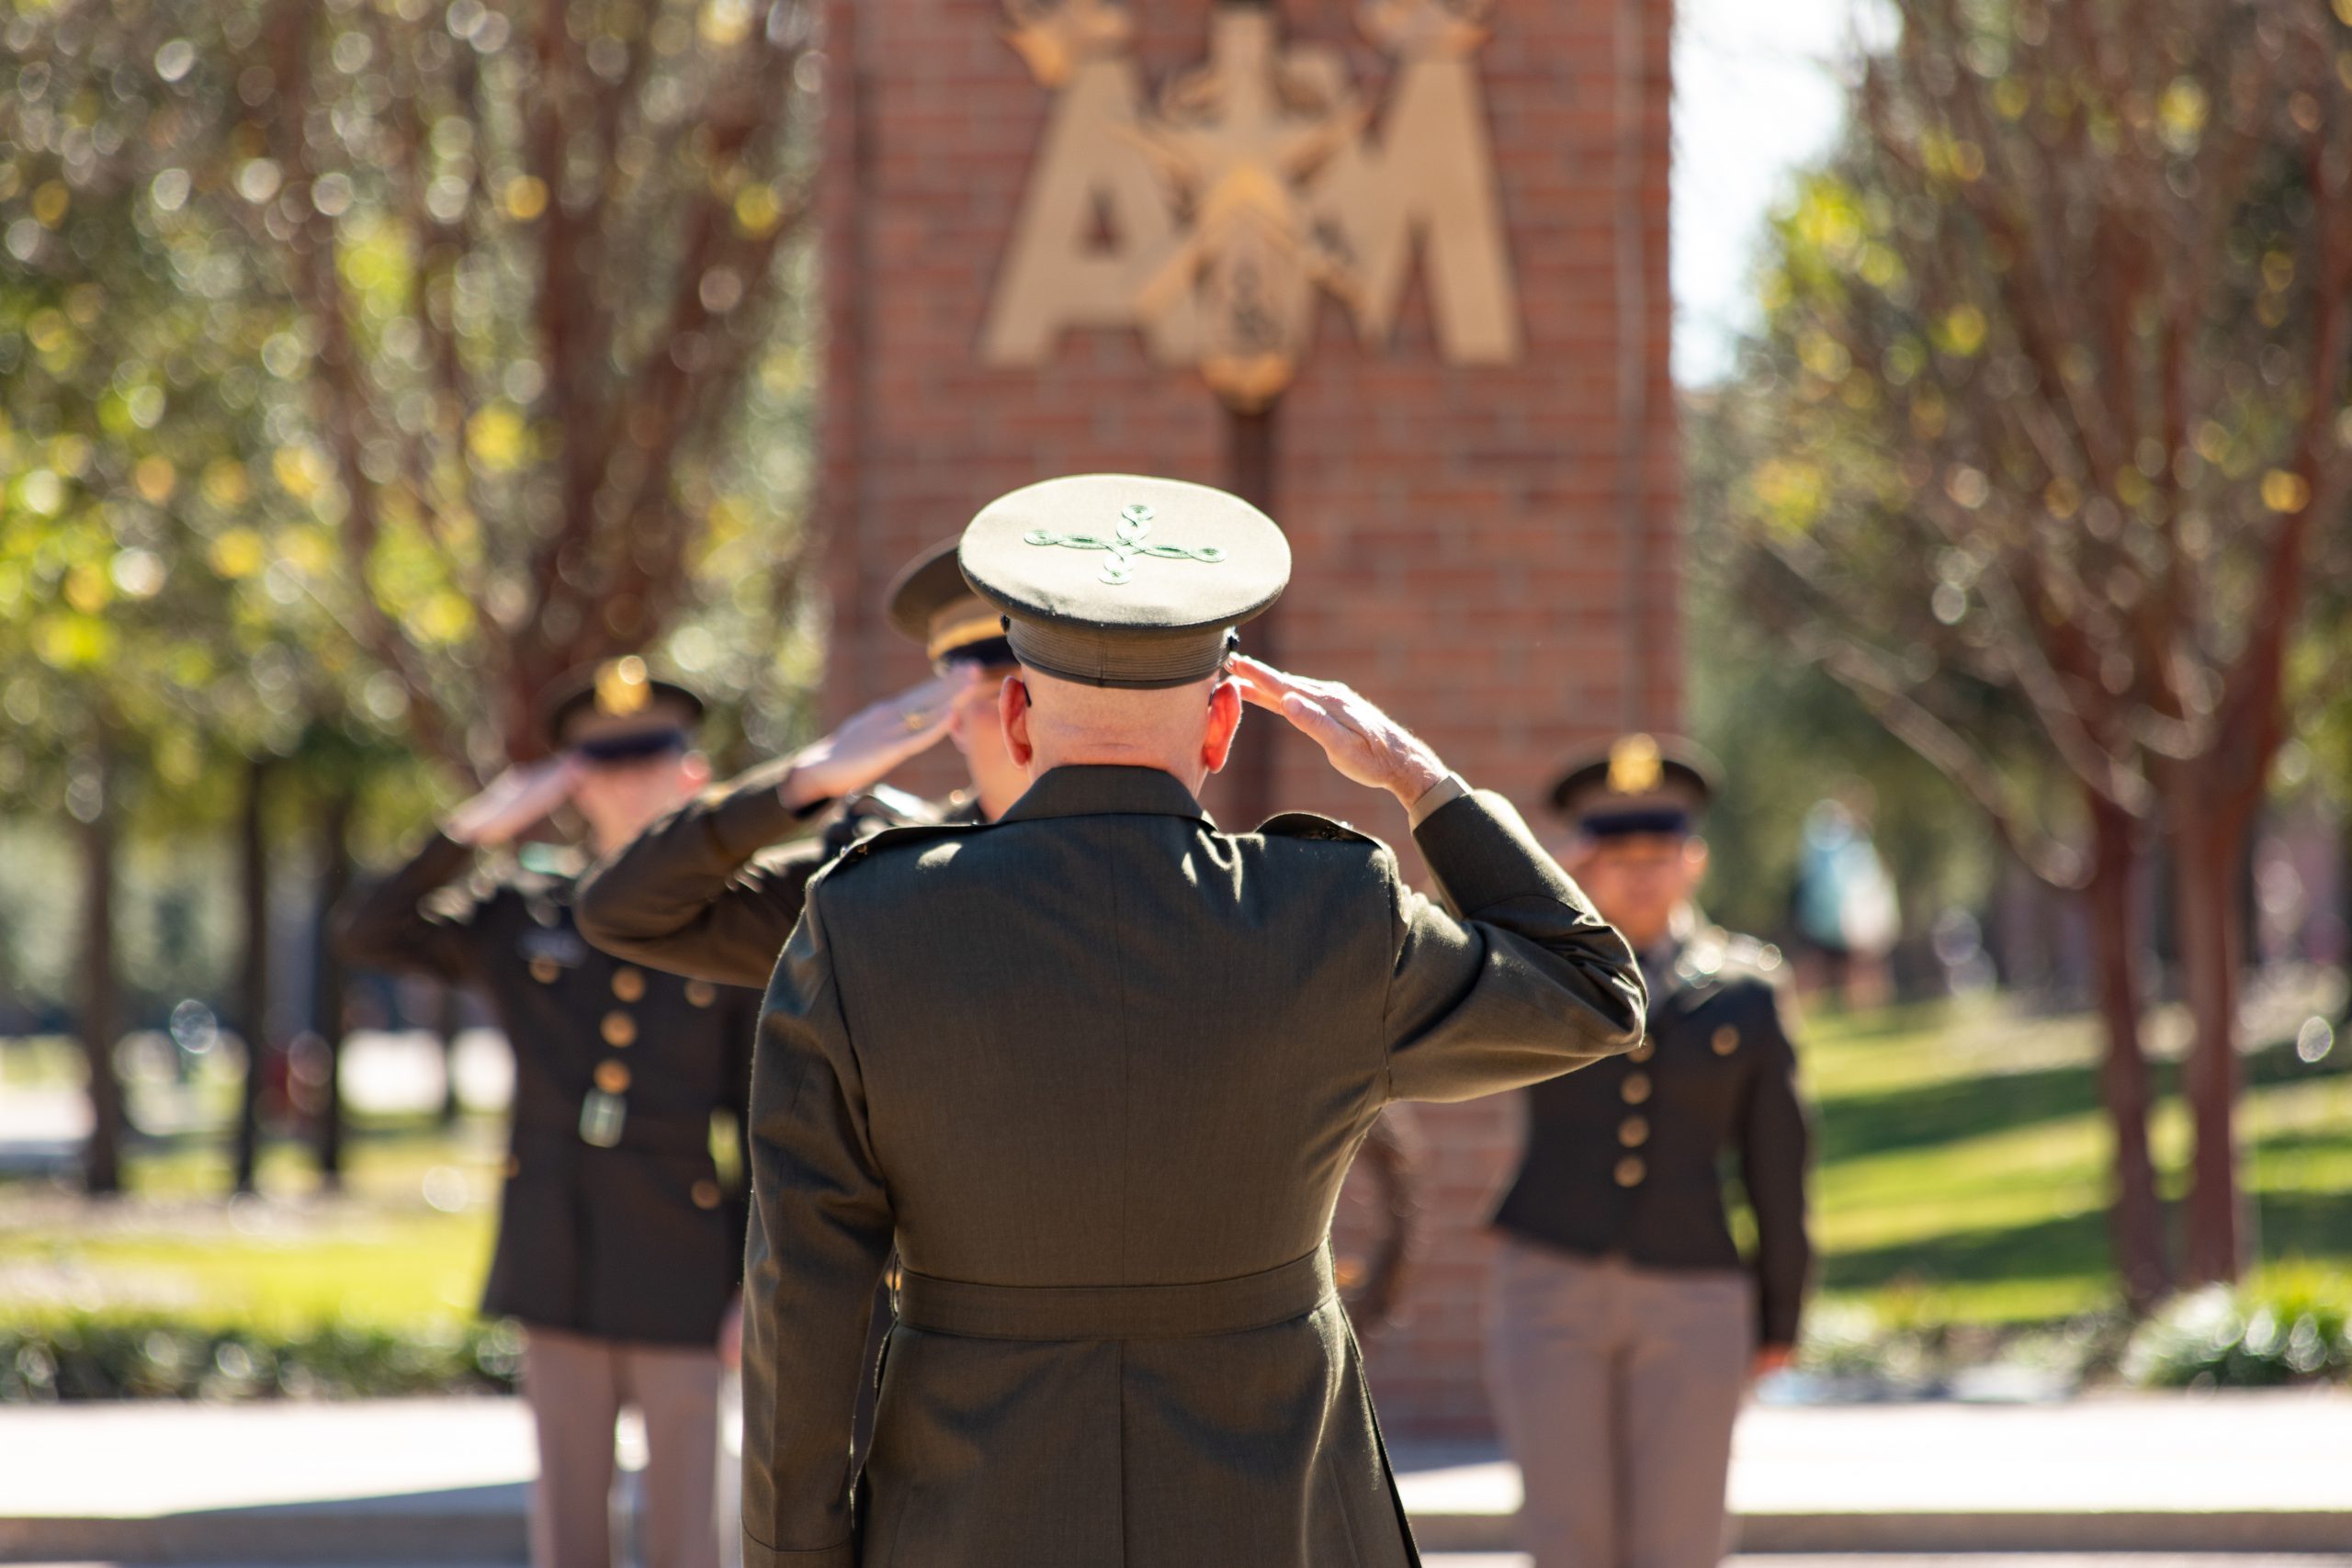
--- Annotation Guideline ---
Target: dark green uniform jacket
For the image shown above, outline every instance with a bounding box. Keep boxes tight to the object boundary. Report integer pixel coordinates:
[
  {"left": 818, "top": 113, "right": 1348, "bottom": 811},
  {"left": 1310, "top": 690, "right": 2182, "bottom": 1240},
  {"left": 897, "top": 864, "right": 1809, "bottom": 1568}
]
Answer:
[
  {"left": 576, "top": 759, "right": 972, "bottom": 990},
  {"left": 334, "top": 832, "right": 762, "bottom": 1346},
  {"left": 741, "top": 765, "right": 1645, "bottom": 1568},
  {"left": 1491, "top": 930, "right": 1813, "bottom": 1346}
]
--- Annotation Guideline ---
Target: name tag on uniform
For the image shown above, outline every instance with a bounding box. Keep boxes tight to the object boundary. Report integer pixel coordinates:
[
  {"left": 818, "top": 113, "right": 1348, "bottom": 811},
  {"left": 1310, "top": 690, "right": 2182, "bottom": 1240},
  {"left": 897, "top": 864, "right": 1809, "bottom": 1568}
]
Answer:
[
  {"left": 520, "top": 927, "right": 591, "bottom": 967},
  {"left": 580, "top": 1090, "right": 627, "bottom": 1146}
]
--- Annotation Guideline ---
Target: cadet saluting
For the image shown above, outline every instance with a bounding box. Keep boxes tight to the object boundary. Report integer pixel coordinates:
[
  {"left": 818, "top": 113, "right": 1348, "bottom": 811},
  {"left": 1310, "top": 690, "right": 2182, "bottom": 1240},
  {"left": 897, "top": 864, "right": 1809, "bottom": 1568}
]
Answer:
[
  {"left": 1486, "top": 737, "right": 1815, "bottom": 1568},
  {"left": 737, "top": 475, "right": 1646, "bottom": 1568},
  {"left": 334, "top": 662, "right": 759, "bottom": 1568},
  {"left": 575, "top": 540, "right": 1026, "bottom": 989}
]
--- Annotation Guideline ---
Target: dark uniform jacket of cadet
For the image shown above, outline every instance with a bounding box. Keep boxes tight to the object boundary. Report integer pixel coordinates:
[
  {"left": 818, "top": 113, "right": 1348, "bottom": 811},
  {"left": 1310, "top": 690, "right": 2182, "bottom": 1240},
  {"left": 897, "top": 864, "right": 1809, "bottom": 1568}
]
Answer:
[
  {"left": 335, "top": 832, "right": 763, "bottom": 1346},
  {"left": 1491, "top": 931, "right": 1813, "bottom": 1346},
  {"left": 576, "top": 758, "right": 977, "bottom": 991},
  {"left": 739, "top": 764, "right": 1645, "bottom": 1568}
]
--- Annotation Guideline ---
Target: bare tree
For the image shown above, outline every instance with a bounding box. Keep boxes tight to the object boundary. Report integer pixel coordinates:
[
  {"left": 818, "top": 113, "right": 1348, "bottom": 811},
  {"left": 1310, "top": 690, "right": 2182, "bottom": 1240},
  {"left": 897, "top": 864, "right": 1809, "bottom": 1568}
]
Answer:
[
  {"left": 219, "top": 0, "right": 826, "bottom": 767},
  {"left": 1726, "top": 0, "right": 2352, "bottom": 1292}
]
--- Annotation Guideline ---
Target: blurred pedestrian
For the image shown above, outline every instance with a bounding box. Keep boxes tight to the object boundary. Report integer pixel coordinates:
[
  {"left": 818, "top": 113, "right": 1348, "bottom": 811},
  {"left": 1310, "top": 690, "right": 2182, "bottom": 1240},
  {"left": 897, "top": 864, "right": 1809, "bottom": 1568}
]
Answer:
[
  {"left": 574, "top": 540, "right": 1029, "bottom": 1483},
  {"left": 1486, "top": 734, "right": 1814, "bottom": 1568},
  {"left": 335, "top": 660, "right": 756, "bottom": 1568}
]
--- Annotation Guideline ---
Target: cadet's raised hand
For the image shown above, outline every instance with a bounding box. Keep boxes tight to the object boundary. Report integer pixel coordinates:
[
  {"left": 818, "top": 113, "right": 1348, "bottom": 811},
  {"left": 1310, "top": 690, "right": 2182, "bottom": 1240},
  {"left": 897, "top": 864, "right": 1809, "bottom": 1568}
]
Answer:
[
  {"left": 444, "top": 756, "right": 581, "bottom": 847},
  {"left": 1230, "top": 657, "right": 1448, "bottom": 810},
  {"left": 777, "top": 665, "right": 981, "bottom": 812}
]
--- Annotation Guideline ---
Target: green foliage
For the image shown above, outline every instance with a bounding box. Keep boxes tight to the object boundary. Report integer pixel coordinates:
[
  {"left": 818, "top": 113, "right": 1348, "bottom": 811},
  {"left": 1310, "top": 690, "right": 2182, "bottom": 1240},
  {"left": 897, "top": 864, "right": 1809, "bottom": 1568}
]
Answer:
[
  {"left": 1685, "top": 390, "right": 1998, "bottom": 941},
  {"left": 2122, "top": 1266, "right": 2352, "bottom": 1388},
  {"left": 0, "top": 1309, "right": 519, "bottom": 1401},
  {"left": 1711, "top": 0, "right": 2352, "bottom": 892}
]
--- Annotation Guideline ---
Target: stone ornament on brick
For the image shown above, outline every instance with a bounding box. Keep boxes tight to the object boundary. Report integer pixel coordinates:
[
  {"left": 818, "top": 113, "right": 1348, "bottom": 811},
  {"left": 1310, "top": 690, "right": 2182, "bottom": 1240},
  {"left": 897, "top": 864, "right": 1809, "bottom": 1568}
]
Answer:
[{"left": 983, "top": 0, "right": 1522, "bottom": 411}]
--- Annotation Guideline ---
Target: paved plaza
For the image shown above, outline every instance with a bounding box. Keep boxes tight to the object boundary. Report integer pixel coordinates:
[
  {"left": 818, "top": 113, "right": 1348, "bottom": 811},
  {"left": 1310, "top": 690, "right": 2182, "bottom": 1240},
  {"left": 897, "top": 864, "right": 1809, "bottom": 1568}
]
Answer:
[{"left": 1, "top": 1390, "right": 2345, "bottom": 1562}]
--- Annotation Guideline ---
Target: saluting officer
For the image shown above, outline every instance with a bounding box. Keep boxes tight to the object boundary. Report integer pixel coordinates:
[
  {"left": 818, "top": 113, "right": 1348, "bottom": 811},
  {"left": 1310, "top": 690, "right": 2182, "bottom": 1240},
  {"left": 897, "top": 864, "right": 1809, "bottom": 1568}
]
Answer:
[
  {"left": 1486, "top": 736, "right": 1815, "bottom": 1568},
  {"left": 737, "top": 475, "right": 1646, "bottom": 1568},
  {"left": 334, "top": 660, "right": 760, "bottom": 1568},
  {"left": 575, "top": 540, "right": 1025, "bottom": 989}
]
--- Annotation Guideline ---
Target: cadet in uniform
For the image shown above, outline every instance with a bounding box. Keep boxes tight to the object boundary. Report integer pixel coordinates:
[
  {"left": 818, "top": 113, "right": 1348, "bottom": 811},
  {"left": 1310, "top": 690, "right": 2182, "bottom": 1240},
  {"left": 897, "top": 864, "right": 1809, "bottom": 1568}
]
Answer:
[
  {"left": 1485, "top": 736, "right": 1814, "bottom": 1568},
  {"left": 576, "top": 540, "right": 1025, "bottom": 989},
  {"left": 737, "top": 474, "right": 1647, "bottom": 1568},
  {"left": 334, "top": 660, "right": 761, "bottom": 1568}
]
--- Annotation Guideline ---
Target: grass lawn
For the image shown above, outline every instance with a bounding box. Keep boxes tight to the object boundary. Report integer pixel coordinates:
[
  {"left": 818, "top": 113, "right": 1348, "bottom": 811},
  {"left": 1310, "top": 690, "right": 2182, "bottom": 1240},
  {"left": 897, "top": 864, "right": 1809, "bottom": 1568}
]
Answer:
[
  {"left": 0, "top": 1109, "right": 501, "bottom": 1334},
  {"left": 3, "top": 993, "right": 2348, "bottom": 1341},
  {"left": 1800, "top": 993, "right": 2352, "bottom": 1325}
]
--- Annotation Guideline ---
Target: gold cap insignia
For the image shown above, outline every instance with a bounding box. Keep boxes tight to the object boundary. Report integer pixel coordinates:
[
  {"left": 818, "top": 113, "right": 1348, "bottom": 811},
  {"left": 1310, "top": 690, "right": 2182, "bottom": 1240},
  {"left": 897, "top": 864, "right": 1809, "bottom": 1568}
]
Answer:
[
  {"left": 594, "top": 656, "right": 650, "bottom": 716},
  {"left": 1607, "top": 733, "right": 1663, "bottom": 795}
]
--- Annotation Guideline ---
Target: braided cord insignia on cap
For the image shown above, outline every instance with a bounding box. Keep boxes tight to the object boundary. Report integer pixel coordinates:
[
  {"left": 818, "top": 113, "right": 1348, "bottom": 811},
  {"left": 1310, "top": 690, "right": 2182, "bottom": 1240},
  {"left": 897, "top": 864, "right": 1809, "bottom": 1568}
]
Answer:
[{"left": 1023, "top": 502, "right": 1229, "bottom": 586}]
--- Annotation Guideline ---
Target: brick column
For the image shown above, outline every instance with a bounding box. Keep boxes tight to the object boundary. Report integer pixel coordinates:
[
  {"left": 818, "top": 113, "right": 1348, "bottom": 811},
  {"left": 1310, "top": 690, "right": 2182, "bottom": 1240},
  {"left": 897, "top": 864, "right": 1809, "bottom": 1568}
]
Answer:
[{"left": 817, "top": 0, "right": 1678, "bottom": 1438}]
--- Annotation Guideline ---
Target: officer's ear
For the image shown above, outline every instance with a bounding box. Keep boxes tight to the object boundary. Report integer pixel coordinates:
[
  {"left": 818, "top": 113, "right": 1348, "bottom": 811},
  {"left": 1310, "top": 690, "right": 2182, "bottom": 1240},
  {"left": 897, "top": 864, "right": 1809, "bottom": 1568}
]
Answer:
[
  {"left": 1200, "top": 679, "right": 1244, "bottom": 774},
  {"left": 1000, "top": 675, "right": 1035, "bottom": 767}
]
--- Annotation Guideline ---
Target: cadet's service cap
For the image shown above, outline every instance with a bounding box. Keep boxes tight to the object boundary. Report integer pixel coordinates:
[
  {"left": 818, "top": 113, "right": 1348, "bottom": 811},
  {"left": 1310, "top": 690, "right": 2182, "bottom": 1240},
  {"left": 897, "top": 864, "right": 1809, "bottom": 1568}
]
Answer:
[
  {"left": 541, "top": 656, "right": 704, "bottom": 758},
  {"left": 885, "top": 539, "right": 1016, "bottom": 671},
  {"left": 1549, "top": 734, "right": 1719, "bottom": 838},
  {"left": 956, "top": 474, "right": 1289, "bottom": 689}
]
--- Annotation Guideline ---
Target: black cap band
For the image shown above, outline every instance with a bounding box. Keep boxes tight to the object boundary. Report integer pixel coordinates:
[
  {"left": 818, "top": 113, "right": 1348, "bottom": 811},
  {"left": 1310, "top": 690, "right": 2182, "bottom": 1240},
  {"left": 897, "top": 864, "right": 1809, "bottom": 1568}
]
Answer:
[
  {"left": 1580, "top": 807, "right": 1692, "bottom": 840},
  {"left": 935, "top": 636, "right": 1017, "bottom": 673},
  {"left": 574, "top": 728, "right": 690, "bottom": 763}
]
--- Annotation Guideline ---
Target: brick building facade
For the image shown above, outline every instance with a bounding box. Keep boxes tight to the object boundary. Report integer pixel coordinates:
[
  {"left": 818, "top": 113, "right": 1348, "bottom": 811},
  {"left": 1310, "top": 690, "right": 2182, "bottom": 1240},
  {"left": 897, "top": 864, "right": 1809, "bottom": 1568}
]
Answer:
[{"left": 815, "top": 0, "right": 1678, "bottom": 1437}]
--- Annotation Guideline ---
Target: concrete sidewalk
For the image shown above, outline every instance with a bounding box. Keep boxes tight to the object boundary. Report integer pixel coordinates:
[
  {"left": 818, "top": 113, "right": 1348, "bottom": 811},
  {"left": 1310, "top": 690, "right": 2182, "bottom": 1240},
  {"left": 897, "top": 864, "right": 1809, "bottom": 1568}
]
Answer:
[{"left": 2, "top": 1392, "right": 2346, "bottom": 1562}]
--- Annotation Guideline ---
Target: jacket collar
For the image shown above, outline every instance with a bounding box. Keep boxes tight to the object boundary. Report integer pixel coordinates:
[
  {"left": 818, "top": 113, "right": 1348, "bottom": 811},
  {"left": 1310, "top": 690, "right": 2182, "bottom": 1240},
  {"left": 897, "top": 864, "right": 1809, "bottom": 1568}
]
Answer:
[{"left": 999, "top": 765, "right": 1212, "bottom": 827}]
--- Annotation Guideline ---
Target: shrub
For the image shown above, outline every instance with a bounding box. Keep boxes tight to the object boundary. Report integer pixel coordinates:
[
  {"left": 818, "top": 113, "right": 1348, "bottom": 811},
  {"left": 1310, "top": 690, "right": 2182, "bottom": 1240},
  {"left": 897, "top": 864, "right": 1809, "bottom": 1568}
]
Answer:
[
  {"left": 2123, "top": 1266, "right": 2352, "bottom": 1389},
  {"left": 0, "top": 1309, "right": 522, "bottom": 1401}
]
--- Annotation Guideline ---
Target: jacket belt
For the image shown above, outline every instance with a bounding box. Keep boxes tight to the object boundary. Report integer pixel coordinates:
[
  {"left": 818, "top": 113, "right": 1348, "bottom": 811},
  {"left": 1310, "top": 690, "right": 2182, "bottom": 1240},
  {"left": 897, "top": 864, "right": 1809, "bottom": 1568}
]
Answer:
[{"left": 894, "top": 1246, "right": 1337, "bottom": 1341}]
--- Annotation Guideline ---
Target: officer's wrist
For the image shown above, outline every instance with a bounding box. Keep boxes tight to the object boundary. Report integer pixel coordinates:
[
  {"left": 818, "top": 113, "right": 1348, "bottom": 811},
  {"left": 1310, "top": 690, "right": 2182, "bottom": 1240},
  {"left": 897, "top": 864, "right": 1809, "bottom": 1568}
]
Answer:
[
  {"left": 1404, "top": 771, "right": 1468, "bottom": 828},
  {"left": 774, "top": 756, "right": 835, "bottom": 815}
]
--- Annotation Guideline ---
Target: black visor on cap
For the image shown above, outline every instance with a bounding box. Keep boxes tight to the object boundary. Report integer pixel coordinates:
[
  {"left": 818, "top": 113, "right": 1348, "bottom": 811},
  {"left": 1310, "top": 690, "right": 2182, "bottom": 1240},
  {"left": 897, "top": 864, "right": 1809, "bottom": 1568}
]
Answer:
[
  {"left": 574, "top": 728, "right": 689, "bottom": 764},
  {"left": 1581, "top": 807, "right": 1692, "bottom": 840}
]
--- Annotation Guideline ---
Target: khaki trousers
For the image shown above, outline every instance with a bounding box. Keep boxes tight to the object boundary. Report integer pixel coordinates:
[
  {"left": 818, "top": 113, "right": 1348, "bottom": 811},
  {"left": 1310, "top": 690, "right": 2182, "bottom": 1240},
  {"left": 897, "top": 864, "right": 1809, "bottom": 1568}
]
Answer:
[
  {"left": 521, "top": 1326, "right": 723, "bottom": 1568},
  {"left": 1485, "top": 1241, "right": 1753, "bottom": 1568}
]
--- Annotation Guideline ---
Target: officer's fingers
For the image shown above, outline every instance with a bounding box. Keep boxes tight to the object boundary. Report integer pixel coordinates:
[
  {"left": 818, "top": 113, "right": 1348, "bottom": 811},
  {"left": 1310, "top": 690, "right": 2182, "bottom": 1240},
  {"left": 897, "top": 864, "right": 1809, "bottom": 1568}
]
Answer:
[
  {"left": 1228, "top": 654, "right": 1292, "bottom": 690},
  {"left": 1281, "top": 693, "right": 1362, "bottom": 756},
  {"left": 1235, "top": 676, "right": 1295, "bottom": 715}
]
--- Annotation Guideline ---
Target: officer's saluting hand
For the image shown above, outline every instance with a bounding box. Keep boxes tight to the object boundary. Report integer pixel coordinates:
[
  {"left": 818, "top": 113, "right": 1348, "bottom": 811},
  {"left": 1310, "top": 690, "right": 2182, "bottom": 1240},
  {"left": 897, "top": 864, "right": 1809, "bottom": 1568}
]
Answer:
[{"left": 578, "top": 536, "right": 1033, "bottom": 991}]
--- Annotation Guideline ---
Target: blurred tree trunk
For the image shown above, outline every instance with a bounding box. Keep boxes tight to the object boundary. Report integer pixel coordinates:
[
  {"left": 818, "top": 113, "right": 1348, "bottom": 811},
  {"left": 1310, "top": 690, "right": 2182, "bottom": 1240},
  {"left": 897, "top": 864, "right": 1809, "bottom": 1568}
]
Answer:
[
  {"left": 232, "top": 756, "right": 272, "bottom": 1195},
  {"left": 2085, "top": 794, "right": 2168, "bottom": 1309},
  {"left": 311, "top": 789, "right": 356, "bottom": 1189},
  {"left": 2175, "top": 810, "right": 2254, "bottom": 1283},
  {"left": 75, "top": 725, "right": 127, "bottom": 1197}
]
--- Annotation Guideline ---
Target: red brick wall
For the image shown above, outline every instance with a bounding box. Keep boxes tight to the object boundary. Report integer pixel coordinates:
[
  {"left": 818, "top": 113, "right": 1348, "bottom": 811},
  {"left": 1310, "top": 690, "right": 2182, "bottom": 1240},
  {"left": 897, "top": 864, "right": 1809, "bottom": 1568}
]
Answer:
[{"left": 817, "top": 0, "right": 1678, "bottom": 1438}]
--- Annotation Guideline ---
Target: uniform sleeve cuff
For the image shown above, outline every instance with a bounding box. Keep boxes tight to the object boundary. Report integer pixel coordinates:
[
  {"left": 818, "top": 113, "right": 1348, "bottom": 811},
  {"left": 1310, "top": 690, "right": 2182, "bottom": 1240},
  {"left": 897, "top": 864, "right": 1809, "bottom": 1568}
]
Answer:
[{"left": 1406, "top": 772, "right": 1468, "bottom": 829}]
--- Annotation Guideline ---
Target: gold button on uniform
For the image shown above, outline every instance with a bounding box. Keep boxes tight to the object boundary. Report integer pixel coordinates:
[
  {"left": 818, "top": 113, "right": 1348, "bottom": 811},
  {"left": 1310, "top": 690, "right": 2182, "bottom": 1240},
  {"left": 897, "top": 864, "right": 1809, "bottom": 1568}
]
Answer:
[
  {"left": 1619, "top": 1115, "right": 1650, "bottom": 1147},
  {"left": 530, "top": 957, "right": 561, "bottom": 985},
  {"left": 594, "top": 1060, "right": 631, "bottom": 1094},
  {"left": 602, "top": 1010, "right": 637, "bottom": 1047},
  {"left": 684, "top": 979, "right": 717, "bottom": 1009},
  {"left": 691, "top": 1179, "right": 722, "bottom": 1210},
  {"left": 1629, "top": 1037, "right": 1655, "bottom": 1062},
  {"left": 1713, "top": 1025, "right": 1740, "bottom": 1055},
  {"left": 1622, "top": 1071, "right": 1653, "bottom": 1105},
  {"left": 611, "top": 966, "right": 646, "bottom": 1003},
  {"left": 1614, "top": 1156, "right": 1646, "bottom": 1187}
]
